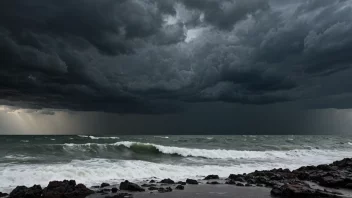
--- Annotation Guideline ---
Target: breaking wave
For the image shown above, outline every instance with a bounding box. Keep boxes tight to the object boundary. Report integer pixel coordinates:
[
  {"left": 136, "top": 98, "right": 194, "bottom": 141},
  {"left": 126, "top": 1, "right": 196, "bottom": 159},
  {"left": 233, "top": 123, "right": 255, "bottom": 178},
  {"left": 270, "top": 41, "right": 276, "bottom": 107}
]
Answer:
[{"left": 61, "top": 141, "right": 351, "bottom": 161}]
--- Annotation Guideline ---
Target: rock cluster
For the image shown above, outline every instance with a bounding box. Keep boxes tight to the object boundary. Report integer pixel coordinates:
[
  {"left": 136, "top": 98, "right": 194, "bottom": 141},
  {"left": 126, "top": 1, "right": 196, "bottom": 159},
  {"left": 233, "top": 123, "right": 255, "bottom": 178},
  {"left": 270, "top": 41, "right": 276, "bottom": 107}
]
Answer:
[
  {"left": 7, "top": 180, "right": 94, "bottom": 198},
  {"left": 204, "top": 175, "right": 220, "bottom": 180},
  {"left": 226, "top": 158, "right": 352, "bottom": 197},
  {"left": 119, "top": 181, "right": 145, "bottom": 192},
  {"left": 186, "top": 179, "right": 198, "bottom": 185}
]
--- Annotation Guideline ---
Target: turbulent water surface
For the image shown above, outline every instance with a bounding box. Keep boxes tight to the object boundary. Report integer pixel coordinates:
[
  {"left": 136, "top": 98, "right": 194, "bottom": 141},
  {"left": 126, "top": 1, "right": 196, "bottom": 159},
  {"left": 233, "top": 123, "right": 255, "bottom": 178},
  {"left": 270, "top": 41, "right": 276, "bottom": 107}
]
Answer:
[{"left": 0, "top": 135, "right": 352, "bottom": 192}]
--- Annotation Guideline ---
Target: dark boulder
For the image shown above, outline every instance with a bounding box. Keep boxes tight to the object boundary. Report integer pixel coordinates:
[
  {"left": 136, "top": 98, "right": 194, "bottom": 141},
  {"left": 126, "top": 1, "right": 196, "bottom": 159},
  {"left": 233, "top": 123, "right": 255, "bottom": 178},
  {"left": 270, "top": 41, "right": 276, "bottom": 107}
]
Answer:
[
  {"left": 158, "top": 187, "right": 172, "bottom": 193},
  {"left": 225, "top": 180, "right": 236, "bottom": 185},
  {"left": 148, "top": 187, "right": 158, "bottom": 191},
  {"left": 175, "top": 185, "right": 184, "bottom": 190},
  {"left": 204, "top": 175, "right": 220, "bottom": 180},
  {"left": 345, "top": 183, "right": 352, "bottom": 189},
  {"left": 177, "top": 181, "right": 186, "bottom": 185},
  {"left": 332, "top": 158, "right": 352, "bottom": 168},
  {"left": 319, "top": 176, "right": 346, "bottom": 188},
  {"left": 186, "top": 179, "right": 198, "bottom": 185},
  {"left": 236, "top": 183, "right": 244, "bottom": 187},
  {"left": 0, "top": 192, "right": 8, "bottom": 198},
  {"left": 119, "top": 181, "right": 145, "bottom": 192},
  {"left": 159, "top": 179, "right": 174, "bottom": 184},
  {"left": 111, "top": 187, "right": 118, "bottom": 193},
  {"left": 149, "top": 180, "right": 156, "bottom": 183},
  {"left": 100, "top": 183, "right": 110, "bottom": 188},
  {"left": 42, "top": 180, "right": 94, "bottom": 198},
  {"left": 228, "top": 174, "right": 243, "bottom": 180},
  {"left": 9, "top": 185, "right": 42, "bottom": 198},
  {"left": 64, "top": 184, "right": 95, "bottom": 198}
]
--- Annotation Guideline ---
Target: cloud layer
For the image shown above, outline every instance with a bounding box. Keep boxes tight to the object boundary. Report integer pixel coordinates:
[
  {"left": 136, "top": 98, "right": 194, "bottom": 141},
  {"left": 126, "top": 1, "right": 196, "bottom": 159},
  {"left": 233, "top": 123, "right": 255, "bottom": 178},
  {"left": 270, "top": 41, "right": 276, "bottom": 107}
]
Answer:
[{"left": 1, "top": 0, "right": 352, "bottom": 113}]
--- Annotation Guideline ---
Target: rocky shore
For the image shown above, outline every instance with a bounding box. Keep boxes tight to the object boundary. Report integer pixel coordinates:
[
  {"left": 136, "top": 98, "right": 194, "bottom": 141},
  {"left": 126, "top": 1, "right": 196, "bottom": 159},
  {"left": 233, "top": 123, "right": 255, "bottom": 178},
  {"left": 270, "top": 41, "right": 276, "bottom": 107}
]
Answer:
[{"left": 1, "top": 158, "right": 352, "bottom": 198}]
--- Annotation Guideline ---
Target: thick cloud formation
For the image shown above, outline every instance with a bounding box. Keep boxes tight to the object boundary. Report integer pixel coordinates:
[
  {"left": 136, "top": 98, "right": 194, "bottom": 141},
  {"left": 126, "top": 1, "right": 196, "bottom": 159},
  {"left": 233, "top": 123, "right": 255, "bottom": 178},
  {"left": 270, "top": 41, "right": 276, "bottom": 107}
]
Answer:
[{"left": 1, "top": 0, "right": 352, "bottom": 113}]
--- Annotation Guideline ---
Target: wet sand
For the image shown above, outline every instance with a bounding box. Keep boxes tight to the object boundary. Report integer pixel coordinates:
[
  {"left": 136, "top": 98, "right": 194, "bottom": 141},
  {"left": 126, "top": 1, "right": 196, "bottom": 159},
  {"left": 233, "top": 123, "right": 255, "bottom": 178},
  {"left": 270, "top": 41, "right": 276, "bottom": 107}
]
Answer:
[
  {"left": 89, "top": 184, "right": 272, "bottom": 198},
  {"left": 135, "top": 185, "right": 272, "bottom": 198}
]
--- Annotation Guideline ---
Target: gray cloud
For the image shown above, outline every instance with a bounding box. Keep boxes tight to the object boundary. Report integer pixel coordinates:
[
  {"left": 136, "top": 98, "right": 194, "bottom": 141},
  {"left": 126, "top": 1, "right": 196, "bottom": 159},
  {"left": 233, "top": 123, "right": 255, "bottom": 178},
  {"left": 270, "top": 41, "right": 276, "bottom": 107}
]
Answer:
[{"left": 1, "top": 0, "right": 352, "bottom": 113}]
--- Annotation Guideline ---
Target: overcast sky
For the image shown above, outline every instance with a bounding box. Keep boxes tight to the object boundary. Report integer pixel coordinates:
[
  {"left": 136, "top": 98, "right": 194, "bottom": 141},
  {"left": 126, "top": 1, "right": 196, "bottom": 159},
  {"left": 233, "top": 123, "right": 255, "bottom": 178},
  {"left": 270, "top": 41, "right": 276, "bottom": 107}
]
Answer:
[{"left": 1, "top": 0, "right": 352, "bottom": 134}]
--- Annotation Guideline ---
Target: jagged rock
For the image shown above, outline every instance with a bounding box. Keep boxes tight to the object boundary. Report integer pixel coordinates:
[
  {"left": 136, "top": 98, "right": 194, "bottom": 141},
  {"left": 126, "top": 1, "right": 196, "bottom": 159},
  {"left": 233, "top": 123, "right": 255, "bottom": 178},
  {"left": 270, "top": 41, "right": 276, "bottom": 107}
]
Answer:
[
  {"left": 175, "top": 185, "right": 184, "bottom": 190},
  {"left": 159, "top": 179, "right": 174, "bottom": 184},
  {"left": 149, "top": 180, "right": 156, "bottom": 183},
  {"left": 42, "top": 180, "right": 94, "bottom": 198},
  {"left": 186, "top": 179, "right": 198, "bottom": 185},
  {"left": 100, "top": 183, "right": 110, "bottom": 188},
  {"left": 119, "top": 181, "right": 145, "bottom": 192},
  {"left": 0, "top": 192, "right": 8, "bottom": 197},
  {"left": 111, "top": 187, "right": 118, "bottom": 193},
  {"left": 9, "top": 185, "right": 42, "bottom": 198},
  {"left": 204, "top": 175, "right": 220, "bottom": 180}
]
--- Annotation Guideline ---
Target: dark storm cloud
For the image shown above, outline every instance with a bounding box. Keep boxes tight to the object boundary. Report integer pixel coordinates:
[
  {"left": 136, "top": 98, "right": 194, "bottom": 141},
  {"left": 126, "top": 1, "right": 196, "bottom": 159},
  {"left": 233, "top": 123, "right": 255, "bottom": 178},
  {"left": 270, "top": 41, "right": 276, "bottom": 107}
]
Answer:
[
  {"left": 179, "top": 0, "right": 270, "bottom": 30},
  {"left": 1, "top": 0, "right": 352, "bottom": 113}
]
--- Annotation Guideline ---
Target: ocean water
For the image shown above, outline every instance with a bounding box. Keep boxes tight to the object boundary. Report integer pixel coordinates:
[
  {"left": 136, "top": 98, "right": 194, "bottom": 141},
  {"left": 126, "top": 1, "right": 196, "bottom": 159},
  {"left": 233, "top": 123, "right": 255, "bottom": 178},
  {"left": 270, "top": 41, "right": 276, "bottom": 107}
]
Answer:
[{"left": 0, "top": 135, "right": 352, "bottom": 192}]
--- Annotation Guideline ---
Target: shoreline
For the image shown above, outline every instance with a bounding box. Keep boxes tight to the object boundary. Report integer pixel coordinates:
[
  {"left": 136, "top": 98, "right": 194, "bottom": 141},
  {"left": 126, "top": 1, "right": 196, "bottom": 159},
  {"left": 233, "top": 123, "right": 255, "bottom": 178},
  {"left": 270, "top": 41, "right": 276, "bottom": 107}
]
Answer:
[{"left": 1, "top": 158, "right": 352, "bottom": 198}]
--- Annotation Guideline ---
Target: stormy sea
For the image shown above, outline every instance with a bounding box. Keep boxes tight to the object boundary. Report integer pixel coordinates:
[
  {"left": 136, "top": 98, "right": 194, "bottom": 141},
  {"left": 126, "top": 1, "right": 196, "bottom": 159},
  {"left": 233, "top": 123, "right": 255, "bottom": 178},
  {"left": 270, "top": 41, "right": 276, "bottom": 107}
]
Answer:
[{"left": 0, "top": 135, "right": 352, "bottom": 193}]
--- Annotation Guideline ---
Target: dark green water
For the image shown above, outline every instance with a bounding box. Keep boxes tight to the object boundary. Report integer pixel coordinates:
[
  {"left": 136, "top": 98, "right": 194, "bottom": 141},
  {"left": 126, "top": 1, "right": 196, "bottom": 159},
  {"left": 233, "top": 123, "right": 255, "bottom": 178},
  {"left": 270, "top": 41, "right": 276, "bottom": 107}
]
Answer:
[{"left": 0, "top": 135, "right": 351, "bottom": 192}]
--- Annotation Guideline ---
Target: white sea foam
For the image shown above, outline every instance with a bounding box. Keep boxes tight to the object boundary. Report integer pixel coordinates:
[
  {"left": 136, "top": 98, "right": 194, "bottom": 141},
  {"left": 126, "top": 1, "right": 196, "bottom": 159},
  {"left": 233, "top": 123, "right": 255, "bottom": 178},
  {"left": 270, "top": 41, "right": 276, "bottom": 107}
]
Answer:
[
  {"left": 348, "top": 142, "right": 352, "bottom": 146},
  {"left": 20, "top": 140, "right": 29, "bottom": 143},
  {"left": 4, "top": 155, "right": 37, "bottom": 160},
  {"left": 0, "top": 151, "right": 351, "bottom": 194}
]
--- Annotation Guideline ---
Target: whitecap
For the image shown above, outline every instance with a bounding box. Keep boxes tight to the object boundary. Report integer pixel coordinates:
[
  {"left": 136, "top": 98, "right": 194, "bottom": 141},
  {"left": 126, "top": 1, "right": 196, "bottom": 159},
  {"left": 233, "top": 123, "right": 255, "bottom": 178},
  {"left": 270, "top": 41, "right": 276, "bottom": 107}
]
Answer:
[
  {"left": 88, "top": 136, "right": 120, "bottom": 140},
  {"left": 154, "top": 136, "right": 169, "bottom": 139}
]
